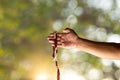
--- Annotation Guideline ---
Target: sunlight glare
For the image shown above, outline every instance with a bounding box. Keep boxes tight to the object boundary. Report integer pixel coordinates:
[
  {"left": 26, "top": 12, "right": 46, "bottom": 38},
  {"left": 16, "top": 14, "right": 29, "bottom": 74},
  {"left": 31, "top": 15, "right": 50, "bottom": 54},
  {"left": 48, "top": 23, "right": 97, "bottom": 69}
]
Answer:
[
  {"left": 61, "top": 70, "right": 85, "bottom": 80},
  {"left": 35, "top": 73, "right": 48, "bottom": 80}
]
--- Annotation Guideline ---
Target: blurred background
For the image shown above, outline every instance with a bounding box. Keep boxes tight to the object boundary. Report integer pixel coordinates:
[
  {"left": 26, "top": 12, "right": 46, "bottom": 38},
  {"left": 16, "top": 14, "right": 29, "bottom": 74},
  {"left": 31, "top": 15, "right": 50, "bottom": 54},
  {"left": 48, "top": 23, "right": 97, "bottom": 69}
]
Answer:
[{"left": 0, "top": 0, "right": 120, "bottom": 80}]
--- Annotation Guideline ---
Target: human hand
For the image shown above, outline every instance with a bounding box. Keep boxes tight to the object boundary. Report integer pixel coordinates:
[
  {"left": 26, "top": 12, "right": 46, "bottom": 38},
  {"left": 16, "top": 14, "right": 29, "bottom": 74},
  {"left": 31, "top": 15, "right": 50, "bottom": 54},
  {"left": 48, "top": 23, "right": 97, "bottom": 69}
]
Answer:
[{"left": 48, "top": 28, "right": 79, "bottom": 49}]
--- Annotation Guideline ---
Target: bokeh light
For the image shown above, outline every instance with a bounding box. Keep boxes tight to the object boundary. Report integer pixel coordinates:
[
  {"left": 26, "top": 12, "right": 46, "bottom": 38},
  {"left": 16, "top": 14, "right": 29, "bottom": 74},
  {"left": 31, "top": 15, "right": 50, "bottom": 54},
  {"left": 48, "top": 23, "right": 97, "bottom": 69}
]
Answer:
[
  {"left": 0, "top": 0, "right": 120, "bottom": 80},
  {"left": 61, "top": 70, "right": 85, "bottom": 80},
  {"left": 35, "top": 73, "right": 48, "bottom": 80}
]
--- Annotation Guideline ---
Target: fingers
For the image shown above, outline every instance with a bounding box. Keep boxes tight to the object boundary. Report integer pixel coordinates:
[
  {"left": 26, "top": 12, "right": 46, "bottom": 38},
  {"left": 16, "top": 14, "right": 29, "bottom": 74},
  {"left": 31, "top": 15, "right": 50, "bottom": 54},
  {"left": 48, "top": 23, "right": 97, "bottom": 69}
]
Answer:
[
  {"left": 51, "top": 39, "right": 64, "bottom": 47},
  {"left": 52, "top": 43, "right": 63, "bottom": 47},
  {"left": 48, "top": 37, "right": 62, "bottom": 43},
  {"left": 48, "top": 32, "right": 64, "bottom": 40},
  {"left": 48, "top": 33, "right": 64, "bottom": 46},
  {"left": 47, "top": 28, "right": 73, "bottom": 47},
  {"left": 48, "top": 28, "right": 72, "bottom": 39}
]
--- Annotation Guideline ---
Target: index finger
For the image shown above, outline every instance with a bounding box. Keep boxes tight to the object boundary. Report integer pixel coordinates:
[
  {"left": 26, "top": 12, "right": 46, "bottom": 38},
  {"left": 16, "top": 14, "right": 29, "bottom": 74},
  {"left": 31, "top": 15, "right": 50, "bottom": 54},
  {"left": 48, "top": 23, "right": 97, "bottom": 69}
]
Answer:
[{"left": 57, "top": 33, "right": 65, "bottom": 37}]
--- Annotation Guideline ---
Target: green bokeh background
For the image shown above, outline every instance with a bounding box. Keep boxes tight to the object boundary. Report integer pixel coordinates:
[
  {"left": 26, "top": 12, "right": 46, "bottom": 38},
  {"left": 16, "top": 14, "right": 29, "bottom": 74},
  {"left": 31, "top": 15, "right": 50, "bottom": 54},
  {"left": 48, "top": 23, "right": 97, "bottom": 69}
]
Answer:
[{"left": 0, "top": 0, "right": 120, "bottom": 80}]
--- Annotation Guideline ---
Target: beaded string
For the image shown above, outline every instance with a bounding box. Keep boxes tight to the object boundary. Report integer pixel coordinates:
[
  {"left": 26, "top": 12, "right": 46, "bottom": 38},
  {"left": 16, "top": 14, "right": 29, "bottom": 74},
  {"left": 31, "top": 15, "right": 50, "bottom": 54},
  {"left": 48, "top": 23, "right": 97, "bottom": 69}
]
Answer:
[{"left": 52, "top": 32, "right": 60, "bottom": 80}]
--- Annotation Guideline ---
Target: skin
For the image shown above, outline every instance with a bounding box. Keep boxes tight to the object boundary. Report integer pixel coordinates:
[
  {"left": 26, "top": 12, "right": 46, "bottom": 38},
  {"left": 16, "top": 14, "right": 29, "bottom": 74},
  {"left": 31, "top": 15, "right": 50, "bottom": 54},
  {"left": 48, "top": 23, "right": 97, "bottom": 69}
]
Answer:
[{"left": 48, "top": 28, "right": 120, "bottom": 60}]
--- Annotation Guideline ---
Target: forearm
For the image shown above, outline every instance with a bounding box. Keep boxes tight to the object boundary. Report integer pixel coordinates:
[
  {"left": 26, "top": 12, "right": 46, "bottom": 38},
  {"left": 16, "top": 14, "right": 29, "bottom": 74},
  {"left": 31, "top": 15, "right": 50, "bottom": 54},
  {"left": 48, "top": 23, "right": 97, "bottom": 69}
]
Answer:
[
  {"left": 48, "top": 28, "right": 120, "bottom": 59},
  {"left": 76, "top": 38, "right": 120, "bottom": 60}
]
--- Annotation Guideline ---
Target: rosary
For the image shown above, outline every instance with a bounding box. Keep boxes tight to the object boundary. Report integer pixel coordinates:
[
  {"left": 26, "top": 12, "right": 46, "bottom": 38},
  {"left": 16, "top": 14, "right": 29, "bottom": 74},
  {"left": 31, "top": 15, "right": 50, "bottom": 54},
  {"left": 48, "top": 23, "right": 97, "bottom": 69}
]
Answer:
[{"left": 52, "top": 32, "right": 60, "bottom": 80}]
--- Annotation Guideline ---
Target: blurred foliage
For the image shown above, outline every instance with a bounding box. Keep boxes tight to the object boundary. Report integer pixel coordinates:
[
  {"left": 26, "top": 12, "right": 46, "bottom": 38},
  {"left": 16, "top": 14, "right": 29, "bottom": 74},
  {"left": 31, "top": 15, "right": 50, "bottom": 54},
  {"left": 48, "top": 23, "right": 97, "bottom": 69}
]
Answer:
[{"left": 0, "top": 0, "right": 120, "bottom": 80}]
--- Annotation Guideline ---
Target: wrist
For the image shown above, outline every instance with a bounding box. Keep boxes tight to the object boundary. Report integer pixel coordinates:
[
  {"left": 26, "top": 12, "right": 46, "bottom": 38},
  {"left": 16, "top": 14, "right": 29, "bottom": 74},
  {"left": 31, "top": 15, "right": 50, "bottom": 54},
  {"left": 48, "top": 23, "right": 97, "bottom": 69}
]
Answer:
[
  {"left": 74, "top": 37, "right": 89, "bottom": 50},
  {"left": 74, "top": 37, "right": 81, "bottom": 48}
]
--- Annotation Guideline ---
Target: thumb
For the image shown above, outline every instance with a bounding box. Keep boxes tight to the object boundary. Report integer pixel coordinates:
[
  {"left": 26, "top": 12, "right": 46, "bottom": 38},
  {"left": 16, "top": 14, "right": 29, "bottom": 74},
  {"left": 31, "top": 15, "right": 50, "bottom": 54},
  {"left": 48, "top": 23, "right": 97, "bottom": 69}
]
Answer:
[{"left": 63, "top": 28, "right": 72, "bottom": 33}]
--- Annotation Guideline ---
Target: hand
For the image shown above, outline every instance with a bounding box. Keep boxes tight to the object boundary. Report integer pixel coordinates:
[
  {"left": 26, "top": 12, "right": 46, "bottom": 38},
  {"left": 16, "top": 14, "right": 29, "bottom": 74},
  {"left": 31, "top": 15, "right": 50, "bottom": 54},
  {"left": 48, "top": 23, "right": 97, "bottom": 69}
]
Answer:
[{"left": 48, "top": 28, "right": 79, "bottom": 49}]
